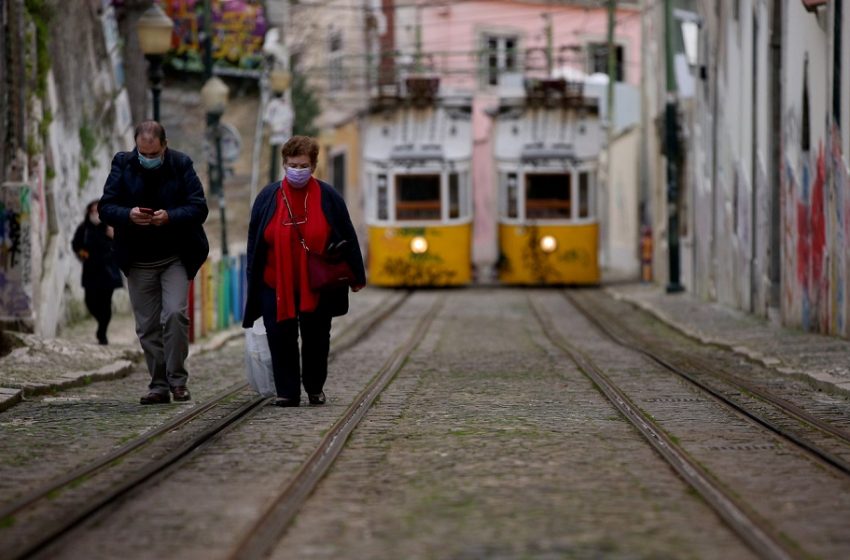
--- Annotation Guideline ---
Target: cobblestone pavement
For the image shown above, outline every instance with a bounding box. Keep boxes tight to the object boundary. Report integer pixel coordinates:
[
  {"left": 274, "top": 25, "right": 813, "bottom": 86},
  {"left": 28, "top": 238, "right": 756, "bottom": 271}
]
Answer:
[
  {"left": 544, "top": 291, "right": 850, "bottom": 558},
  {"left": 608, "top": 284, "right": 850, "bottom": 394},
  {"left": 38, "top": 291, "right": 439, "bottom": 560},
  {"left": 271, "top": 290, "right": 752, "bottom": 560},
  {"left": 7, "top": 288, "right": 850, "bottom": 558},
  {"left": 0, "top": 289, "right": 396, "bottom": 546}
]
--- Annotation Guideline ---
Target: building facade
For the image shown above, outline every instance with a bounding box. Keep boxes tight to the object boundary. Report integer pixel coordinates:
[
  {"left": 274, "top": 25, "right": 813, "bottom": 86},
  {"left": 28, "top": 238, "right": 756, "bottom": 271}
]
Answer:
[{"left": 641, "top": 0, "right": 850, "bottom": 336}]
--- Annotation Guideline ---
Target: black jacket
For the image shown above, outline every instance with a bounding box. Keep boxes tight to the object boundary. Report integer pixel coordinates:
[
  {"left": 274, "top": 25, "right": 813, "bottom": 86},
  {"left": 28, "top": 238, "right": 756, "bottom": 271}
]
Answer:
[
  {"left": 242, "top": 180, "right": 366, "bottom": 327},
  {"left": 71, "top": 220, "right": 123, "bottom": 291},
  {"left": 98, "top": 149, "right": 209, "bottom": 279}
]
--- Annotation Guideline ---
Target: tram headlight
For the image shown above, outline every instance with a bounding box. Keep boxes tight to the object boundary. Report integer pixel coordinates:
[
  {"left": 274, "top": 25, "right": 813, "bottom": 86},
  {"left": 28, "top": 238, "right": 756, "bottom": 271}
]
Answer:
[
  {"left": 410, "top": 236, "right": 429, "bottom": 254},
  {"left": 540, "top": 235, "right": 558, "bottom": 254}
]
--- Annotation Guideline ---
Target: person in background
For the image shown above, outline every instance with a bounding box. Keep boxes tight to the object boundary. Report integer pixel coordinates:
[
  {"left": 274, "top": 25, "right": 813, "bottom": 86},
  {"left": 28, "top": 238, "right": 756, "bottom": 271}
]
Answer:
[
  {"left": 99, "top": 121, "right": 209, "bottom": 405},
  {"left": 71, "top": 200, "right": 123, "bottom": 345},
  {"left": 243, "top": 135, "right": 365, "bottom": 407}
]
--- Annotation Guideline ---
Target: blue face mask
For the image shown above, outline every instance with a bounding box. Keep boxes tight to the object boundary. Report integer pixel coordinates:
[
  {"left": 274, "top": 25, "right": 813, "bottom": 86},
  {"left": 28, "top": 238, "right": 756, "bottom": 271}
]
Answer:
[
  {"left": 285, "top": 166, "right": 312, "bottom": 188},
  {"left": 138, "top": 153, "right": 163, "bottom": 170}
]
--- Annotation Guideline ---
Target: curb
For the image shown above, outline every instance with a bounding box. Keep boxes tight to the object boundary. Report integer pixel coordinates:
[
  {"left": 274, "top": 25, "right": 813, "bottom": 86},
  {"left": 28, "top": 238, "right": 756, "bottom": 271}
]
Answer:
[
  {"left": 0, "top": 327, "right": 244, "bottom": 414},
  {"left": 605, "top": 287, "right": 850, "bottom": 398}
]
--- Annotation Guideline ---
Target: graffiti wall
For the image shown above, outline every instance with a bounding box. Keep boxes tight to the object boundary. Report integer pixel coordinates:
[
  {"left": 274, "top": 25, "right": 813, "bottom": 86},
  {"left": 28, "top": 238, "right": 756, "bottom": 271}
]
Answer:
[
  {"left": 0, "top": 184, "right": 34, "bottom": 323},
  {"left": 160, "top": 0, "right": 268, "bottom": 73}
]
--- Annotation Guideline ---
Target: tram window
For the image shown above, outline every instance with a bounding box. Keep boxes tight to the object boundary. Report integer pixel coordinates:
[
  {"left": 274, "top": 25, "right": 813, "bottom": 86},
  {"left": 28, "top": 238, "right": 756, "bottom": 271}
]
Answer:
[
  {"left": 506, "top": 173, "right": 518, "bottom": 218},
  {"left": 578, "top": 172, "right": 591, "bottom": 218},
  {"left": 396, "top": 175, "right": 441, "bottom": 221},
  {"left": 526, "top": 174, "right": 571, "bottom": 219},
  {"left": 449, "top": 173, "right": 460, "bottom": 219},
  {"left": 377, "top": 175, "right": 388, "bottom": 220}
]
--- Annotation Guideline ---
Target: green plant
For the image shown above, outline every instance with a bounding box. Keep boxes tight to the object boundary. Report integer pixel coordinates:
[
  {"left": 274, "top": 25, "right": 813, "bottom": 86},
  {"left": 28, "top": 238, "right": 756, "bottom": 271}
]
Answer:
[
  {"left": 291, "top": 70, "right": 320, "bottom": 137},
  {"left": 24, "top": 0, "right": 52, "bottom": 100}
]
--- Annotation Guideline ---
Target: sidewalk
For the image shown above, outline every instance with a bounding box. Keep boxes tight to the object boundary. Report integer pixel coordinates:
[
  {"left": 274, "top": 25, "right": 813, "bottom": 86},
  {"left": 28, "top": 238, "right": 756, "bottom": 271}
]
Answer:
[
  {"left": 607, "top": 284, "right": 850, "bottom": 396},
  {"left": 0, "top": 310, "right": 242, "bottom": 412}
]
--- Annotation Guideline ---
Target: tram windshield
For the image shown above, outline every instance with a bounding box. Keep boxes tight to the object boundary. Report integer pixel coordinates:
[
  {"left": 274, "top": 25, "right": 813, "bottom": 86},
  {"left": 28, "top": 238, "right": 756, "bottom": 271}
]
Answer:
[
  {"left": 396, "top": 175, "right": 441, "bottom": 221},
  {"left": 526, "top": 174, "right": 571, "bottom": 219}
]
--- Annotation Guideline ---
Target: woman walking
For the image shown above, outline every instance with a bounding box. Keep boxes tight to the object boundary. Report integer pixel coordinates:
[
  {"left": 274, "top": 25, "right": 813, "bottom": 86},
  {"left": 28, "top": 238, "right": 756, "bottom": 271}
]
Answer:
[
  {"left": 243, "top": 136, "right": 365, "bottom": 407},
  {"left": 72, "top": 200, "right": 124, "bottom": 344}
]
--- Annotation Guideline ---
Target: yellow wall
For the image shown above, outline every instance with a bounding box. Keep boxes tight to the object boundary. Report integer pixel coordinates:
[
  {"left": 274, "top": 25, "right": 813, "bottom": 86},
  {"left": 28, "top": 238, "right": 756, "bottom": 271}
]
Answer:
[
  {"left": 368, "top": 224, "right": 472, "bottom": 286},
  {"left": 316, "top": 120, "right": 363, "bottom": 234},
  {"left": 498, "top": 223, "right": 599, "bottom": 285}
]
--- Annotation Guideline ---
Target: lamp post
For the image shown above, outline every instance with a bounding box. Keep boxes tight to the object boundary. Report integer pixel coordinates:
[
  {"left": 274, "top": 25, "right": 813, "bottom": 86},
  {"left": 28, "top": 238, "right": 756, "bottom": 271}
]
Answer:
[
  {"left": 201, "top": 76, "right": 230, "bottom": 257},
  {"left": 663, "top": 0, "right": 683, "bottom": 293},
  {"left": 136, "top": 4, "right": 174, "bottom": 122},
  {"left": 268, "top": 67, "right": 292, "bottom": 184}
]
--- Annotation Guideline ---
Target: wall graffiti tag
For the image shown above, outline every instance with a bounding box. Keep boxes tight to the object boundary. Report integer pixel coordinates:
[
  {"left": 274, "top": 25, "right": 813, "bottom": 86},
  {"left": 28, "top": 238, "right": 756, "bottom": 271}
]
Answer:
[
  {"left": 159, "top": 0, "right": 268, "bottom": 72},
  {"left": 0, "top": 184, "right": 33, "bottom": 319}
]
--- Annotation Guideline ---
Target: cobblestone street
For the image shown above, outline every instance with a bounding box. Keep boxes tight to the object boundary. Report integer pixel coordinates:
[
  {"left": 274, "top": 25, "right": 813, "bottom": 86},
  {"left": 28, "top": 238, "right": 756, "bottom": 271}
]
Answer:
[{"left": 2, "top": 287, "right": 850, "bottom": 559}]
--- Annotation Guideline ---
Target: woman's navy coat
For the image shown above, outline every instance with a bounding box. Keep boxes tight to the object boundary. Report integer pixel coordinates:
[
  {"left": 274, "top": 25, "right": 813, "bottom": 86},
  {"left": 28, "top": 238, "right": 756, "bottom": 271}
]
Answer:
[{"left": 242, "top": 180, "right": 366, "bottom": 328}]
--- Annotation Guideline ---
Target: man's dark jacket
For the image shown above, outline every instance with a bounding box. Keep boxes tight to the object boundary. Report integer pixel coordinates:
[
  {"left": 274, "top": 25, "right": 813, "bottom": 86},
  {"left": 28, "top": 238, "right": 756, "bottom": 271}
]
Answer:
[
  {"left": 242, "top": 180, "right": 366, "bottom": 327},
  {"left": 98, "top": 148, "right": 209, "bottom": 279}
]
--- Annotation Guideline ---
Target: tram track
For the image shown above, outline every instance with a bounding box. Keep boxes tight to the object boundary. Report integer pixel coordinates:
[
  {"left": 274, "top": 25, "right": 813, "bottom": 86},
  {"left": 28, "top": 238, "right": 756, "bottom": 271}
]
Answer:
[
  {"left": 2, "top": 290, "right": 412, "bottom": 560},
  {"left": 528, "top": 293, "right": 800, "bottom": 560},
  {"left": 565, "top": 290, "right": 850, "bottom": 478},
  {"left": 228, "top": 295, "right": 443, "bottom": 560}
]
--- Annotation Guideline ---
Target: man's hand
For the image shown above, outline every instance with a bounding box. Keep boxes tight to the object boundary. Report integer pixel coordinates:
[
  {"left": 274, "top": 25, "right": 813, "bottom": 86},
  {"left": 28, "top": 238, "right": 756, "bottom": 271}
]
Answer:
[
  {"left": 150, "top": 209, "right": 169, "bottom": 226},
  {"left": 77, "top": 249, "right": 90, "bottom": 260},
  {"left": 130, "top": 207, "right": 153, "bottom": 226}
]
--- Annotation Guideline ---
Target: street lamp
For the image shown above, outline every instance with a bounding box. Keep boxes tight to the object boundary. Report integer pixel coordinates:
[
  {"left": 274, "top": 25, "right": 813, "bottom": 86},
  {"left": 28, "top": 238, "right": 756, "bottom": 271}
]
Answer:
[
  {"left": 268, "top": 67, "right": 292, "bottom": 184},
  {"left": 201, "top": 76, "right": 230, "bottom": 256},
  {"left": 136, "top": 4, "right": 174, "bottom": 122}
]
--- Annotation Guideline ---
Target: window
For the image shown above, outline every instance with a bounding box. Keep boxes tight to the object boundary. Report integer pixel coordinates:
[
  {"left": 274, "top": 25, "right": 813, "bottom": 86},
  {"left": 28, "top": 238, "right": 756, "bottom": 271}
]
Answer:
[
  {"left": 578, "top": 172, "right": 592, "bottom": 218},
  {"left": 328, "top": 30, "right": 343, "bottom": 92},
  {"left": 587, "top": 43, "right": 625, "bottom": 82},
  {"left": 448, "top": 173, "right": 460, "bottom": 219},
  {"left": 526, "top": 174, "right": 571, "bottom": 219},
  {"left": 505, "top": 173, "right": 518, "bottom": 218},
  {"left": 377, "top": 174, "right": 388, "bottom": 220},
  {"left": 396, "top": 175, "right": 441, "bottom": 221},
  {"left": 331, "top": 152, "right": 346, "bottom": 198},
  {"left": 483, "top": 34, "right": 518, "bottom": 86}
]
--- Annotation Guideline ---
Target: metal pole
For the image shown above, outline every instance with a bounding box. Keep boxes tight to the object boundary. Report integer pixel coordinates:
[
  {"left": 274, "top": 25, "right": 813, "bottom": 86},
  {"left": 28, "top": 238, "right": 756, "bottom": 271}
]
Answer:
[
  {"left": 269, "top": 144, "right": 279, "bottom": 184},
  {"left": 664, "top": 0, "right": 683, "bottom": 293},
  {"left": 544, "top": 13, "right": 553, "bottom": 75},
  {"left": 202, "top": 0, "right": 213, "bottom": 79},
  {"left": 215, "top": 116, "right": 228, "bottom": 257},
  {"left": 148, "top": 55, "right": 164, "bottom": 121},
  {"left": 207, "top": 110, "right": 227, "bottom": 257}
]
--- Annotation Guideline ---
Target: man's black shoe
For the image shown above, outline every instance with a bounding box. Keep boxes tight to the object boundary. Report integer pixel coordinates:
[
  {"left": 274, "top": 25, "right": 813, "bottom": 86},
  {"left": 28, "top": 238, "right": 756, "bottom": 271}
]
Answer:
[
  {"left": 140, "top": 391, "right": 171, "bottom": 405},
  {"left": 172, "top": 386, "right": 191, "bottom": 402},
  {"left": 308, "top": 391, "right": 326, "bottom": 405}
]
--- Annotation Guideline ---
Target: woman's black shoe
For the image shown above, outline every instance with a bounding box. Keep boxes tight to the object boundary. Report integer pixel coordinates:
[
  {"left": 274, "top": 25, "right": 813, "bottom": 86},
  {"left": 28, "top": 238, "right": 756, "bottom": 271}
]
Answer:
[
  {"left": 308, "top": 392, "right": 326, "bottom": 405},
  {"left": 272, "top": 397, "right": 300, "bottom": 407}
]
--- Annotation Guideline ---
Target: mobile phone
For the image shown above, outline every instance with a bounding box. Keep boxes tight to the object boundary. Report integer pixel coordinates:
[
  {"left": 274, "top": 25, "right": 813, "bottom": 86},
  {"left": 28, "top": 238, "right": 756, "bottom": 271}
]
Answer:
[{"left": 139, "top": 207, "right": 155, "bottom": 215}]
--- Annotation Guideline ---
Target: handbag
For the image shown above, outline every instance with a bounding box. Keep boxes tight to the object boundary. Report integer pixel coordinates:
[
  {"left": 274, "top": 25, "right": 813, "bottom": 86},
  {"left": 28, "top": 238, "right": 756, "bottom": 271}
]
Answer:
[{"left": 282, "top": 187, "right": 356, "bottom": 291}]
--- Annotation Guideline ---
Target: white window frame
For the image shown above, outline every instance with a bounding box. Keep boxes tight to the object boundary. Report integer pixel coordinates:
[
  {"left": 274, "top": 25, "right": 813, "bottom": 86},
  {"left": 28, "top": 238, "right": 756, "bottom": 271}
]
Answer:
[
  {"left": 497, "top": 163, "right": 597, "bottom": 225},
  {"left": 367, "top": 165, "right": 472, "bottom": 226},
  {"left": 481, "top": 32, "right": 521, "bottom": 87}
]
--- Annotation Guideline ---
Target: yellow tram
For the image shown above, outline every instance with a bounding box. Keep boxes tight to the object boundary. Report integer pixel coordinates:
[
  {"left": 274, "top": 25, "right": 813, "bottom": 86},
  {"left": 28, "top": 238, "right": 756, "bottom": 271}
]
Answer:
[
  {"left": 363, "top": 85, "right": 473, "bottom": 287},
  {"left": 493, "top": 79, "right": 603, "bottom": 285}
]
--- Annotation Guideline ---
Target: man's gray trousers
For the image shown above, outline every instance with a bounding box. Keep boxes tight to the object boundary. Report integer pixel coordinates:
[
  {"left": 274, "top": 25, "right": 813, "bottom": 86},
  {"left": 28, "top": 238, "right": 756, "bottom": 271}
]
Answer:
[{"left": 127, "top": 261, "right": 190, "bottom": 394}]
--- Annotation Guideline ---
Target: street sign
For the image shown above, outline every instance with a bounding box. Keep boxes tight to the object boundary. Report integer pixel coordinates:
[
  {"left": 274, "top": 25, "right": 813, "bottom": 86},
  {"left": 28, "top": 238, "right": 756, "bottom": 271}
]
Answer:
[
  {"left": 264, "top": 97, "right": 293, "bottom": 146},
  {"left": 205, "top": 122, "right": 242, "bottom": 164}
]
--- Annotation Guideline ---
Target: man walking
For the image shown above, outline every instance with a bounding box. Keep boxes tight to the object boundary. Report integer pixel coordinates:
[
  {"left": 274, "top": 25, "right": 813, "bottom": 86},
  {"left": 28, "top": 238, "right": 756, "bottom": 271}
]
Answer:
[{"left": 99, "top": 121, "right": 209, "bottom": 404}]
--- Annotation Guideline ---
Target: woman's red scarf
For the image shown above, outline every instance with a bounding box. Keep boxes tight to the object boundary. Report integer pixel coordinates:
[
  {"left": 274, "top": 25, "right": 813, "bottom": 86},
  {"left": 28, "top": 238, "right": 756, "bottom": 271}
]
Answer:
[{"left": 263, "top": 177, "right": 330, "bottom": 322}]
